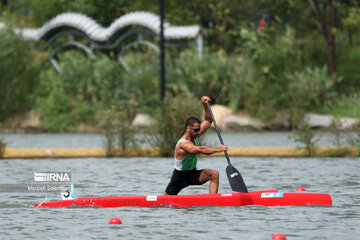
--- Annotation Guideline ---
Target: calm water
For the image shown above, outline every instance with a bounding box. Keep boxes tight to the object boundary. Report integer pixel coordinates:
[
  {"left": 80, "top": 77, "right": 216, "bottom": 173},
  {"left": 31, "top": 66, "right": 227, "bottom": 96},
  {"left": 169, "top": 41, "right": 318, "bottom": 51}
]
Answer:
[
  {"left": 1, "top": 131, "right": 355, "bottom": 148},
  {"left": 0, "top": 133, "right": 359, "bottom": 239}
]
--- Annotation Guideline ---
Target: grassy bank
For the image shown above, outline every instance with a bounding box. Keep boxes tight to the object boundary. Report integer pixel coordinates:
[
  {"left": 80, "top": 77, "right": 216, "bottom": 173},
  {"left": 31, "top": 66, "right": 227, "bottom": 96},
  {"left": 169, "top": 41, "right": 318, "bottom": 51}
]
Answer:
[{"left": 318, "top": 95, "right": 360, "bottom": 118}]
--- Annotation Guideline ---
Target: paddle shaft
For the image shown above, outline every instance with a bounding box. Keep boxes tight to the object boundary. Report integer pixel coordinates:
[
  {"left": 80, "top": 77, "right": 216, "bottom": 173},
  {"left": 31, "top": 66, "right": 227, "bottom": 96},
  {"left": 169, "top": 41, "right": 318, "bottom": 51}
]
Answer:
[{"left": 206, "top": 102, "right": 232, "bottom": 166}]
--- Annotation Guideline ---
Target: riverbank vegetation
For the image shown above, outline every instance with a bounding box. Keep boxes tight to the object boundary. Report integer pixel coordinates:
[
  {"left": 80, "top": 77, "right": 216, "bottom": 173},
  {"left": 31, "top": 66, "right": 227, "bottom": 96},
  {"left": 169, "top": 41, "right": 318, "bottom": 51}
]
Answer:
[
  {"left": 0, "top": 23, "right": 40, "bottom": 122},
  {"left": 0, "top": 137, "right": 6, "bottom": 158}
]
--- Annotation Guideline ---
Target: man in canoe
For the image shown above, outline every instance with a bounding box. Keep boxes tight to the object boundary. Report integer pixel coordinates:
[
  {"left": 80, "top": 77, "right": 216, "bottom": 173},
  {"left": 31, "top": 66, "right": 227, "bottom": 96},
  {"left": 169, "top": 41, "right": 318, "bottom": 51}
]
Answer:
[{"left": 164, "top": 96, "right": 227, "bottom": 195}]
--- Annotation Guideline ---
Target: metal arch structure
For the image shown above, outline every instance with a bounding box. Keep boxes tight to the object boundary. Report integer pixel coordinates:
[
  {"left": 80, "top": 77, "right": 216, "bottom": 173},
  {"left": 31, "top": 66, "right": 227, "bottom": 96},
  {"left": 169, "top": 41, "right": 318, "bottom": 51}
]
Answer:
[
  {"left": 115, "top": 29, "right": 160, "bottom": 71},
  {"left": 45, "top": 31, "right": 94, "bottom": 72},
  {"left": 41, "top": 28, "right": 160, "bottom": 72},
  {"left": 18, "top": 12, "right": 203, "bottom": 72}
]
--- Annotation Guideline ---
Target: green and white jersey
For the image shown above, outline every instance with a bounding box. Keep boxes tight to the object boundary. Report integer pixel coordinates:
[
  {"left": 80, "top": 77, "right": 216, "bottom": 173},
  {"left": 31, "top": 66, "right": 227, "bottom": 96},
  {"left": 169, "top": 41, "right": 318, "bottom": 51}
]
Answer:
[{"left": 174, "top": 138, "right": 199, "bottom": 171}]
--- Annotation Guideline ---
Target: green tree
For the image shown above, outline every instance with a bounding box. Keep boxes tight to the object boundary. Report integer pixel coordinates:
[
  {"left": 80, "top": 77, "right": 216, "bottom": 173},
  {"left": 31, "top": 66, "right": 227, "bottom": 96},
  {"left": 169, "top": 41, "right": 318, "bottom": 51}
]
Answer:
[
  {"left": 37, "top": 51, "right": 126, "bottom": 131},
  {"left": 0, "top": 24, "right": 40, "bottom": 121},
  {"left": 308, "top": 0, "right": 339, "bottom": 78},
  {"left": 238, "top": 26, "right": 302, "bottom": 119},
  {"left": 16, "top": 0, "right": 155, "bottom": 27}
]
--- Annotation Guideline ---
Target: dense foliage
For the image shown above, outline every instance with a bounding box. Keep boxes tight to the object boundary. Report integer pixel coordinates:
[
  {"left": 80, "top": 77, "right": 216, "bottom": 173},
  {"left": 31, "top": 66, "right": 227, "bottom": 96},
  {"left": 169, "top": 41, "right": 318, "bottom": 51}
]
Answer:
[
  {"left": 0, "top": 0, "right": 359, "bottom": 134},
  {"left": 150, "top": 95, "right": 203, "bottom": 156},
  {"left": 0, "top": 24, "right": 40, "bottom": 122}
]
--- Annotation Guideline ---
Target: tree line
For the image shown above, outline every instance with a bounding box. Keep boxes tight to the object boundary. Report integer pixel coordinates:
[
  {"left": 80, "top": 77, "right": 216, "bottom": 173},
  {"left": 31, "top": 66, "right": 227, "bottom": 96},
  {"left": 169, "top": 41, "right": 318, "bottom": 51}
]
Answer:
[{"left": 0, "top": 0, "right": 359, "bottom": 132}]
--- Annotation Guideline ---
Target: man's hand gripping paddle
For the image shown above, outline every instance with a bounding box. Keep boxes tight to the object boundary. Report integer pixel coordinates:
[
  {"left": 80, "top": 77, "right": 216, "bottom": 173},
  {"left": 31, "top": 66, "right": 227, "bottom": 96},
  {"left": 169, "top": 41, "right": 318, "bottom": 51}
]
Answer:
[{"left": 206, "top": 100, "right": 248, "bottom": 193}]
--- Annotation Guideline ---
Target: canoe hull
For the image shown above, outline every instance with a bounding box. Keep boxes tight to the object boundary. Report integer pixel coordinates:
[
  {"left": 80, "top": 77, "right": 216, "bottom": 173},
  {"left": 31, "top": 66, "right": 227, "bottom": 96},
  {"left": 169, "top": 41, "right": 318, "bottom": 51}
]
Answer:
[{"left": 34, "top": 189, "right": 332, "bottom": 208}]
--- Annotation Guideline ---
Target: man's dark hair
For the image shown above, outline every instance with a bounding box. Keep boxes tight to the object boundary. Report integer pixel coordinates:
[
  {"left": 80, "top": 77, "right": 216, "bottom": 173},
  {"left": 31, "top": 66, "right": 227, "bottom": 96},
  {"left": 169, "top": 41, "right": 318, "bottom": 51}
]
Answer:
[
  {"left": 185, "top": 116, "right": 201, "bottom": 128},
  {"left": 180, "top": 116, "right": 201, "bottom": 137}
]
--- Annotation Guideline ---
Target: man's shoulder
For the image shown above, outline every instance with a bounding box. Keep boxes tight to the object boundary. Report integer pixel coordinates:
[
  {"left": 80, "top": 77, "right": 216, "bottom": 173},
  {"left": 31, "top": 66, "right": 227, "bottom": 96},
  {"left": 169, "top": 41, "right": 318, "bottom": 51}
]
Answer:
[
  {"left": 177, "top": 139, "right": 188, "bottom": 145},
  {"left": 177, "top": 138, "right": 195, "bottom": 147}
]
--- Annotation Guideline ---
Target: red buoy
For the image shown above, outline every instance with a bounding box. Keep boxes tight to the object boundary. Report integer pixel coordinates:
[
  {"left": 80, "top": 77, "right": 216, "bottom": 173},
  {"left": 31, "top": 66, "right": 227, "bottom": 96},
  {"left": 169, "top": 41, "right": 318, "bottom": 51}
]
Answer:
[
  {"left": 109, "top": 217, "right": 122, "bottom": 224},
  {"left": 272, "top": 233, "right": 286, "bottom": 240},
  {"left": 296, "top": 187, "right": 306, "bottom": 191}
]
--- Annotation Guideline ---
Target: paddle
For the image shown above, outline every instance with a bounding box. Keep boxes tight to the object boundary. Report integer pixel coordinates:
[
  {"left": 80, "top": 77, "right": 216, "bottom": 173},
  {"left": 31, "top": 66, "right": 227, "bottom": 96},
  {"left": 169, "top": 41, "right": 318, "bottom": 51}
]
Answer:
[{"left": 206, "top": 101, "right": 248, "bottom": 193}]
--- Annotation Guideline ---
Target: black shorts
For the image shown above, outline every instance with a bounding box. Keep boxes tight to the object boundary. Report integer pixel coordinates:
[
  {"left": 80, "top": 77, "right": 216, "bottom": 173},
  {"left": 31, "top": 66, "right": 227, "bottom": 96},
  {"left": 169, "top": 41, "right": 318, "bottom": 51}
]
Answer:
[{"left": 165, "top": 169, "right": 203, "bottom": 195}]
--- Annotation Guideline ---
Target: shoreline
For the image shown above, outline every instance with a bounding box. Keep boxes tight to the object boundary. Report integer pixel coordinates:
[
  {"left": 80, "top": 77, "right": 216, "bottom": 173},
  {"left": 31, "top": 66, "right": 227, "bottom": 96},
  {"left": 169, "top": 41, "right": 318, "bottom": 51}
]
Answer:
[{"left": 2, "top": 146, "right": 358, "bottom": 158}]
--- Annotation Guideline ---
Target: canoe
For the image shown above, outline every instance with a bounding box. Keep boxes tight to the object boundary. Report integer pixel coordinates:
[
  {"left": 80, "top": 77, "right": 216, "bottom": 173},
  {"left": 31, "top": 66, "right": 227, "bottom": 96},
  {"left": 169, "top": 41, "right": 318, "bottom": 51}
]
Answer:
[{"left": 34, "top": 189, "right": 332, "bottom": 208}]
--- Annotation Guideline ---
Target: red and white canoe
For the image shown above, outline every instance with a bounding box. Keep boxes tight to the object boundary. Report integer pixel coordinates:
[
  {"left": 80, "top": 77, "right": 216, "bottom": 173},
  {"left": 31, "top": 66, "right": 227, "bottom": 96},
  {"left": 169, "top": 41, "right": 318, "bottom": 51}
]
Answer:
[{"left": 34, "top": 189, "right": 332, "bottom": 208}]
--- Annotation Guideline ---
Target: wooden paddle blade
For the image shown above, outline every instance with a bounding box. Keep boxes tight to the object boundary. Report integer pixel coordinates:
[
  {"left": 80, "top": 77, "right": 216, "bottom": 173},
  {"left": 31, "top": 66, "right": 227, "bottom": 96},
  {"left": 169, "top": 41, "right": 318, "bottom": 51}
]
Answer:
[{"left": 226, "top": 165, "right": 248, "bottom": 193}]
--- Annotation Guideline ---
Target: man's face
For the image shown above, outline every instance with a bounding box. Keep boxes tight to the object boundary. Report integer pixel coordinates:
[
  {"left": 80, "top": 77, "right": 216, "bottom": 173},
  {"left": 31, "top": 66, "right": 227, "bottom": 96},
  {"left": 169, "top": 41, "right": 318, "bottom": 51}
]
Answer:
[{"left": 189, "top": 122, "right": 201, "bottom": 139}]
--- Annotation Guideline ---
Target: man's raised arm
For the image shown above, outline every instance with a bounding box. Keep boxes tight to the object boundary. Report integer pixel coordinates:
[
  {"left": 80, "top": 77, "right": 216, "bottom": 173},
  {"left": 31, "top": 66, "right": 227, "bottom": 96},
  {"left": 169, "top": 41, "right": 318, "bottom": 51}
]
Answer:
[{"left": 199, "top": 96, "right": 212, "bottom": 136}]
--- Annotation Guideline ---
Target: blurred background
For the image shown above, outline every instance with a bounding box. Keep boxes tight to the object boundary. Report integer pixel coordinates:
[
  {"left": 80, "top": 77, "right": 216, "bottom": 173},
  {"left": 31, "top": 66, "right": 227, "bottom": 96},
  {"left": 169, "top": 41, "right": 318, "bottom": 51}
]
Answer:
[{"left": 0, "top": 0, "right": 359, "bottom": 156}]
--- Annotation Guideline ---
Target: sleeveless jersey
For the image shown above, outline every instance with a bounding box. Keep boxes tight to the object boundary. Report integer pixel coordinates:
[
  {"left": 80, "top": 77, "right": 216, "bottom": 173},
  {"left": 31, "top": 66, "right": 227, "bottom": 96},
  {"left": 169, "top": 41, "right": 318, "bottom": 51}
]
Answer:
[{"left": 174, "top": 138, "right": 199, "bottom": 171}]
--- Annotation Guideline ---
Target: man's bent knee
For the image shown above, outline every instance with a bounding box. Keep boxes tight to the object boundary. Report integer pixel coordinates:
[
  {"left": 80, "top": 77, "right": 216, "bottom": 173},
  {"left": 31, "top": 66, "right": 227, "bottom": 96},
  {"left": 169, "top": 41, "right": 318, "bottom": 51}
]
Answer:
[
  {"left": 207, "top": 169, "right": 219, "bottom": 180},
  {"left": 200, "top": 169, "right": 218, "bottom": 183},
  {"left": 209, "top": 170, "right": 219, "bottom": 180}
]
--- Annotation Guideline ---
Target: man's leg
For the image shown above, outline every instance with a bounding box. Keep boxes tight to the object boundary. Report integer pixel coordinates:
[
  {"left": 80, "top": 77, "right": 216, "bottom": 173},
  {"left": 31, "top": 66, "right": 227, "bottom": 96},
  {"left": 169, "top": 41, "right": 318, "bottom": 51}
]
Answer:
[
  {"left": 165, "top": 170, "right": 188, "bottom": 195},
  {"left": 199, "top": 169, "right": 219, "bottom": 194}
]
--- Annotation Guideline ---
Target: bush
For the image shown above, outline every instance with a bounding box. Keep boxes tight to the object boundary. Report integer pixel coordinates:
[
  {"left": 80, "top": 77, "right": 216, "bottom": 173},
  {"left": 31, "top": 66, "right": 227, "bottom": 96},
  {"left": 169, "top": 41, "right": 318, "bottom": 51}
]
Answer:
[
  {"left": 37, "top": 51, "right": 126, "bottom": 131},
  {"left": 338, "top": 47, "right": 360, "bottom": 91},
  {"left": 347, "top": 120, "right": 360, "bottom": 148},
  {"left": 329, "top": 117, "right": 345, "bottom": 147},
  {"left": 121, "top": 54, "right": 160, "bottom": 114},
  {"left": 150, "top": 95, "right": 203, "bottom": 157},
  {"left": 291, "top": 119, "right": 320, "bottom": 157},
  {"left": 96, "top": 105, "right": 137, "bottom": 157},
  {"left": 285, "top": 66, "right": 341, "bottom": 111},
  {"left": 317, "top": 94, "right": 360, "bottom": 118},
  {"left": 238, "top": 26, "right": 303, "bottom": 120},
  {"left": 166, "top": 50, "right": 245, "bottom": 110},
  {"left": 39, "top": 80, "right": 73, "bottom": 132},
  {"left": 0, "top": 24, "right": 40, "bottom": 121},
  {"left": 0, "top": 137, "right": 6, "bottom": 158}
]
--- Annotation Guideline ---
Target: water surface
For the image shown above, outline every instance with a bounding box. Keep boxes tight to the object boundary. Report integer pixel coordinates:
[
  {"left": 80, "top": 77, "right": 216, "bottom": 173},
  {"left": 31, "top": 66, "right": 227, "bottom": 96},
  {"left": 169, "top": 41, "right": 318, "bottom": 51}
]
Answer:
[{"left": 0, "top": 133, "right": 359, "bottom": 239}]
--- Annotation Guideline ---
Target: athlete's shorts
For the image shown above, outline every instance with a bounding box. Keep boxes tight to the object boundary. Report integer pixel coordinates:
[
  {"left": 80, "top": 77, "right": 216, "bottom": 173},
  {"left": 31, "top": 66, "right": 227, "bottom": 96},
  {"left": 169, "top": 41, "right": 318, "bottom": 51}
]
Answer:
[{"left": 165, "top": 169, "right": 203, "bottom": 195}]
